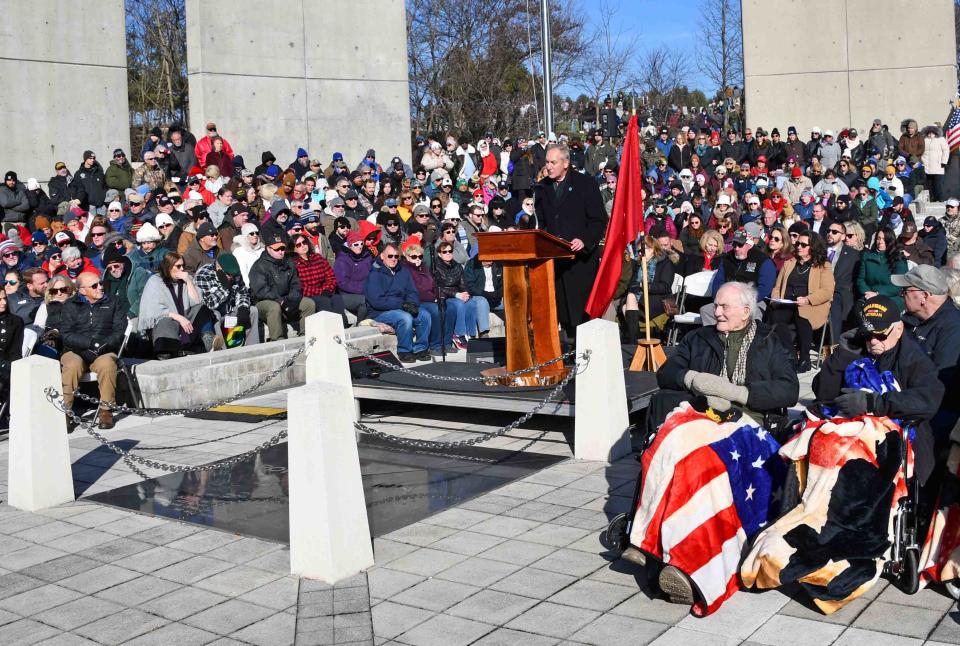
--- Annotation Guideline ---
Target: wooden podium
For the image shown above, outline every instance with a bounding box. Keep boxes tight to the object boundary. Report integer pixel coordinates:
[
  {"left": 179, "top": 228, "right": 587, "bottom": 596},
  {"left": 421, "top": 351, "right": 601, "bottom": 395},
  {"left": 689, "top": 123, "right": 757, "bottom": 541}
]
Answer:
[{"left": 475, "top": 230, "right": 575, "bottom": 387}]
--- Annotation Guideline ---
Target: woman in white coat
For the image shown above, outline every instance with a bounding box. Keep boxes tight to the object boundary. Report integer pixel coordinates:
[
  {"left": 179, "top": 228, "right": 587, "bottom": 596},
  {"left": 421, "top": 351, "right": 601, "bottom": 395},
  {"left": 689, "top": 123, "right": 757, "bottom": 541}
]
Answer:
[{"left": 921, "top": 125, "right": 951, "bottom": 201}]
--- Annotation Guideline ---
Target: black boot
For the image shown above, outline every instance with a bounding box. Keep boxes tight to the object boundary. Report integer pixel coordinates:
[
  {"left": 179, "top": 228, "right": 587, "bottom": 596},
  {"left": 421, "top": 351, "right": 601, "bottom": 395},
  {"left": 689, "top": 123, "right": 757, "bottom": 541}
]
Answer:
[{"left": 625, "top": 310, "right": 641, "bottom": 344}]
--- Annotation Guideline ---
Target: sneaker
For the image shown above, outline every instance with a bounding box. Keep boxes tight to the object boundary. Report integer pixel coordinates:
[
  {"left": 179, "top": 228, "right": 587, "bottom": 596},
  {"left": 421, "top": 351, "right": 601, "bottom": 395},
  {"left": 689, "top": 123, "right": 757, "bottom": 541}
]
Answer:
[
  {"left": 453, "top": 335, "right": 468, "bottom": 351},
  {"left": 415, "top": 349, "right": 432, "bottom": 361},
  {"left": 658, "top": 565, "right": 695, "bottom": 606},
  {"left": 397, "top": 352, "right": 416, "bottom": 364}
]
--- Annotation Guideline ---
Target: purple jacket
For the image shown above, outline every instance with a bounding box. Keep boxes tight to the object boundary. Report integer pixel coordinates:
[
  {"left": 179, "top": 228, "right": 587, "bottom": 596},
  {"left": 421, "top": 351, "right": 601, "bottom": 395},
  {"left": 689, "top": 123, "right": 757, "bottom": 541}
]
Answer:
[
  {"left": 402, "top": 259, "right": 437, "bottom": 303},
  {"left": 333, "top": 248, "right": 373, "bottom": 295}
]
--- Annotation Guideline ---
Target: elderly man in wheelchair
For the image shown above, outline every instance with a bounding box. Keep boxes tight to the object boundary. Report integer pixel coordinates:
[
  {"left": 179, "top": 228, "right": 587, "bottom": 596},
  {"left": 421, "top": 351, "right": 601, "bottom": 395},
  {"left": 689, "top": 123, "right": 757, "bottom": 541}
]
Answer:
[{"left": 741, "top": 295, "right": 945, "bottom": 613}]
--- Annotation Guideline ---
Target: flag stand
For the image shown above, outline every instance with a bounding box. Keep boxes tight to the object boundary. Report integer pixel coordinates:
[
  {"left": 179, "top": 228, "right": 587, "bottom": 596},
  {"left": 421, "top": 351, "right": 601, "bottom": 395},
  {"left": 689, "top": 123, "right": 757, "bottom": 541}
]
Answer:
[{"left": 629, "top": 255, "right": 667, "bottom": 371}]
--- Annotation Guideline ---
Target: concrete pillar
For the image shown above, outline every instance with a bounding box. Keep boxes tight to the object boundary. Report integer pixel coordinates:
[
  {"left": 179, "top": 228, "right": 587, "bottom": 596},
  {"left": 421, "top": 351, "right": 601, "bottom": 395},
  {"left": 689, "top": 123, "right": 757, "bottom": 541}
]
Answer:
[
  {"left": 8, "top": 356, "right": 74, "bottom": 511},
  {"left": 574, "top": 319, "right": 631, "bottom": 462},
  {"left": 0, "top": 0, "right": 129, "bottom": 185},
  {"left": 288, "top": 381, "right": 374, "bottom": 582},
  {"left": 742, "top": 0, "right": 956, "bottom": 137},
  {"left": 304, "top": 312, "right": 352, "bottom": 391},
  {"left": 186, "top": 0, "right": 411, "bottom": 172}
]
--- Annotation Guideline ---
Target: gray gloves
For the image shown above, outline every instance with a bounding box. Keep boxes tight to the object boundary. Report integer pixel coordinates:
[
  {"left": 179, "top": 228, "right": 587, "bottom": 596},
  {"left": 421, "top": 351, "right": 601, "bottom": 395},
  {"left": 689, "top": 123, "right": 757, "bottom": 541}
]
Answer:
[
  {"left": 683, "top": 370, "right": 699, "bottom": 390},
  {"left": 706, "top": 395, "right": 733, "bottom": 412},
  {"left": 691, "top": 372, "right": 750, "bottom": 406}
]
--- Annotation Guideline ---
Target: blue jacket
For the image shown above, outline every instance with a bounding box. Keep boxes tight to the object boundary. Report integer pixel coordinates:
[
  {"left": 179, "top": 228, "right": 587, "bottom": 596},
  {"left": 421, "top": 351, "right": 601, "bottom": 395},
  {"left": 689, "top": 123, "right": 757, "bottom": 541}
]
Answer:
[
  {"left": 364, "top": 260, "right": 419, "bottom": 318},
  {"left": 655, "top": 138, "right": 673, "bottom": 158}
]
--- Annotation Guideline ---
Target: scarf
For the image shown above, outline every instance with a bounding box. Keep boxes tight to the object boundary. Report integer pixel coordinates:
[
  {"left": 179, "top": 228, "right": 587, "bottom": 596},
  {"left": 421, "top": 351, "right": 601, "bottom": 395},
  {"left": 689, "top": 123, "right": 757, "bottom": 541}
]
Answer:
[{"left": 721, "top": 320, "right": 756, "bottom": 386}]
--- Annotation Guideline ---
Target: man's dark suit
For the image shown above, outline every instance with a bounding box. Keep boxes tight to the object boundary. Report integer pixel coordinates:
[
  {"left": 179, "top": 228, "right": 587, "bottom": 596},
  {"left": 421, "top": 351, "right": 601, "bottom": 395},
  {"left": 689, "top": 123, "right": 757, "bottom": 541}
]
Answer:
[
  {"left": 534, "top": 170, "right": 607, "bottom": 333},
  {"left": 828, "top": 244, "right": 860, "bottom": 341}
]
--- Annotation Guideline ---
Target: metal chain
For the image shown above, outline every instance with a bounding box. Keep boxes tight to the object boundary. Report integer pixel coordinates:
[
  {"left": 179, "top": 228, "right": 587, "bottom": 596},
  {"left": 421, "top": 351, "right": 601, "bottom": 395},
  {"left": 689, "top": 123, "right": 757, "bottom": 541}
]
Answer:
[
  {"left": 335, "top": 335, "right": 582, "bottom": 383},
  {"left": 45, "top": 389, "right": 288, "bottom": 476},
  {"left": 127, "top": 420, "right": 283, "bottom": 451},
  {"left": 354, "top": 350, "right": 590, "bottom": 450},
  {"left": 68, "top": 338, "right": 315, "bottom": 416}
]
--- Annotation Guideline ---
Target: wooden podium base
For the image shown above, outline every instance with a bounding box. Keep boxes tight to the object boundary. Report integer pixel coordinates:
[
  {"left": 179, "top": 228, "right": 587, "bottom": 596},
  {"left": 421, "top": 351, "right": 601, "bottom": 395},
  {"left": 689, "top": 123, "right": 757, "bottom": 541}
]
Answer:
[
  {"left": 629, "top": 340, "right": 667, "bottom": 372},
  {"left": 479, "top": 366, "right": 570, "bottom": 388}
]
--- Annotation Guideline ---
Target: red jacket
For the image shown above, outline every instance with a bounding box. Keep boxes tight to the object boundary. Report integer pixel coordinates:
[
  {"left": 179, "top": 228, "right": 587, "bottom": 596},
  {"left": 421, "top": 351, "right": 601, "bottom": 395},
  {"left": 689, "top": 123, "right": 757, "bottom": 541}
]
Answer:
[{"left": 195, "top": 136, "right": 234, "bottom": 168}]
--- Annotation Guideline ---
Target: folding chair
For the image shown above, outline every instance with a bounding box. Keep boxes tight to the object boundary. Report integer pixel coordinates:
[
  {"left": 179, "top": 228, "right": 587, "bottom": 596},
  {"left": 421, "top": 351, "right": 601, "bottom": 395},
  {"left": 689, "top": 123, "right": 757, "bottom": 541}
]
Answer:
[
  {"left": 813, "top": 321, "right": 833, "bottom": 370},
  {"left": 83, "top": 319, "right": 136, "bottom": 421},
  {"left": 667, "top": 270, "right": 716, "bottom": 346}
]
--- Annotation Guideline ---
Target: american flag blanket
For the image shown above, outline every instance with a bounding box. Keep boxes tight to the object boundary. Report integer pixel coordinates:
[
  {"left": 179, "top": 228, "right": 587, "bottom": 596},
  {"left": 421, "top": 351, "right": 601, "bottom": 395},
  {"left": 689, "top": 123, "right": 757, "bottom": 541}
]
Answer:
[
  {"left": 628, "top": 403, "right": 786, "bottom": 616},
  {"left": 741, "top": 358, "right": 914, "bottom": 614},
  {"left": 740, "top": 414, "right": 907, "bottom": 614},
  {"left": 919, "top": 444, "right": 960, "bottom": 584}
]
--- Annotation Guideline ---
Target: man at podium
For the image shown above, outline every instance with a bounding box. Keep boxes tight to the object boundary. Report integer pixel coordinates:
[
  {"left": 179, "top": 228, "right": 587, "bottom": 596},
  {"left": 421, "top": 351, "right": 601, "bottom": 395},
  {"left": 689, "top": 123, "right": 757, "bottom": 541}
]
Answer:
[{"left": 535, "top": 145, "right": 607, "bottom": 337}]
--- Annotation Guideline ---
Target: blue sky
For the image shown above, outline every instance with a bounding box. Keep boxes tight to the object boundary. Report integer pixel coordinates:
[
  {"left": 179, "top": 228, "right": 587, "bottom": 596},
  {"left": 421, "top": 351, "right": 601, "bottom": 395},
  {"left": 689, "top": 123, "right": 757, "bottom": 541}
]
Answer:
[{"left": 559, "top": 0, "right": 711, "bottom": 94}]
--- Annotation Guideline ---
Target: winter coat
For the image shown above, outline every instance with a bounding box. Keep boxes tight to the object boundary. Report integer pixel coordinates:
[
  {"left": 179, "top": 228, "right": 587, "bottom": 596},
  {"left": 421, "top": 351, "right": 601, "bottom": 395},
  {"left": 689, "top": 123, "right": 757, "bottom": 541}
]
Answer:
[
  {"left": 0, "top": 310, "right": 23, "bottom": 376},
  {"left": 128, "top": 245, "right": 171, "bottom": 274},
  {"left": 434, "top": 258, "right": 468, "bottom": 299},
  {"left": 364, "top": 260, "right": 419, "bottom": 318},
  {"left": 921, "top": 223, "right": 948, "bottom": 266},
  {"left": 137, "top": 274, "right": 201, "bottom": 331},
  {"left": 207, "top": 150, "right": 235, "bottom": 180},
  {"left": 658, "top": 322, "right": 800, "bottom": 414},
  {"left": 167, "top": 141, "right": 198, "bottom": 182},
  {"left": 771, "top": 259, "right": 835, "bottom": 330},
  {"left": 464, "top": 257, "right": 503, "bottom": 307},
  {"left": 921, "top": 135, "right": 950, "bottom": 176},
  {"left": 421, "top": 150, "right": 454, "bottom": 173},
  {"left": 818, "top": 141, "right": 841, "bottom": 171},
  {"left": 585, "top": 142, "right": 617, "bottom": 177},
  {"left": 132, "top": 163, "right": 167, "bottom": 191},
  {"left": 813, "top": 331, "right": 942, "bottom": 484},
  {"left": 105, "top": 160, "right": 134, "bottom": 191},
  {"left": 402, "top": 258, "right": 437, "bottom": 303},
  {"left": 48, "top": 174, "right": 72, "bottom": 205},
  {"left": 248, "top": 252, "right": 302, "bottom": 303},
  {"left": 856, "top": 250, "right": 907, "bottom": 307},
  {"left": 182, "top": 238, "right": 219, "bottom": 274},
  {"left": 667, "top": 143, "right": 692, "bottom": 173},
  {"left": 59, "top": 292, "right": 126, "bottom": 355},
  {"left": 0, "top": 182, "right": 30, "bottom": 222},
  {"left": 70, "top": 161, "right": 107, "bottom": 207},
  {"left": 898, "top": 132, "right": 925, "bottom": 160},
  {"left": 333, "top": 248, "right": 374, "bottom": 295}
]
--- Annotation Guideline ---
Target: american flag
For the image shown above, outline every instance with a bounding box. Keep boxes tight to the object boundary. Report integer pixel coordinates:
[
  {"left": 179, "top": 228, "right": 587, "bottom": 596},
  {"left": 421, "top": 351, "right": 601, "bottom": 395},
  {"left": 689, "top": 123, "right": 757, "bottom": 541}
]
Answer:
[
  {"left": 946, "top": 105, "right": 960, "bottom": 153},
  {"left": 629, "top": 404, "right": 784, "bottom": 616}
]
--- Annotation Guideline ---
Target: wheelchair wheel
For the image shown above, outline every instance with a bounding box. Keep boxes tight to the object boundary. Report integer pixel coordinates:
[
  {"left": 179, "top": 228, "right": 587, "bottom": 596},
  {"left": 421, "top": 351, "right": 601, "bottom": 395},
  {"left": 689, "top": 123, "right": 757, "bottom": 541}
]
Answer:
[
  {"left": 604, "top": 513, "right": 629, "bottom": 553},
  {"left": 894, "top": 547, "right": 921, "bottom": 595},
  {"left": 944, "top": 579, "right": 960, "bottom": 601}
]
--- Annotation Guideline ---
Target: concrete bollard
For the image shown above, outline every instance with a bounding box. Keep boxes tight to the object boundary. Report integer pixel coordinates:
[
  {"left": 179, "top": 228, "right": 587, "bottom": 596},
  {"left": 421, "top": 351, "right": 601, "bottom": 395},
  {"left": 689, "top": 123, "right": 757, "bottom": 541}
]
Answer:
[
  {"left": 304, "top": 312, "right": 352, "bottom": 393},
  {"left": 574, "top": 319, "right": 631, "bottom": 462},
  {"left": 8, "top": 356, "right": 74, "bottom": 511},
  {"left": 288, "top": 381, "right": 374, "bottom": 582}
]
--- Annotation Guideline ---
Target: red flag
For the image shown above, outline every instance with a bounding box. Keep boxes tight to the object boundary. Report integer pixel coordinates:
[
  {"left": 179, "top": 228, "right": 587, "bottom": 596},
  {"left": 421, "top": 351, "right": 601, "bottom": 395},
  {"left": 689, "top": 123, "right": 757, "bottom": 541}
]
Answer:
[{"left": 585, "top": 114, "right": 644, "bottom": 319}]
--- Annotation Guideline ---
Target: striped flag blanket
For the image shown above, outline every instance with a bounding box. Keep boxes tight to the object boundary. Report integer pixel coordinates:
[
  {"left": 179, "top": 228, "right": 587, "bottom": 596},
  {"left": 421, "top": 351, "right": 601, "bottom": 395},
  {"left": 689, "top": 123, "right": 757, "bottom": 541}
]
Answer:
[
  {"left": 919, "top": 444, "right": 960, "bottom": 585},
  {"left": 742, "top": 358, "right": 913, "bottom": 614},
  {"left": 628, "top": 403, "right": 786, "bottom": 616}
]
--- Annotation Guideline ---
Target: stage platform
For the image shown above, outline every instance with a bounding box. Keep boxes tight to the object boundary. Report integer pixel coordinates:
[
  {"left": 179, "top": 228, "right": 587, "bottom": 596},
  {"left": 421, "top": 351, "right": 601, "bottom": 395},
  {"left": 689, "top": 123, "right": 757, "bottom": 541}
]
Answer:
[{"left": 351, "top": 359, "right": 659, "bottom": 417}]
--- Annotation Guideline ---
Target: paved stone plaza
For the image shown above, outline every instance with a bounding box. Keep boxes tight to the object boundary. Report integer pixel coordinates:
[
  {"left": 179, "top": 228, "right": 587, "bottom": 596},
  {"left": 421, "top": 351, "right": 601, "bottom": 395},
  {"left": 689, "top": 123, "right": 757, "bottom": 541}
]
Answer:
[{"left": 0, "top": 371, "right": 958, "bottom": 645}]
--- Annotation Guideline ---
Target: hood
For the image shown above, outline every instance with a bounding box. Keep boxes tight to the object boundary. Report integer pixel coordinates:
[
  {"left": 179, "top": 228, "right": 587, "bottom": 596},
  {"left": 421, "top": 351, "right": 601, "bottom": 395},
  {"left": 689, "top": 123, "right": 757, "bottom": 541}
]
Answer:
[
  {"left": 456, "top": 145, "right": 476, "bottom": 155},
  {"left": 358, "top": 220, "right": 381, "bottom": 247},
  {"left": 109, "top": 159, "right": 129, "bottom": 169},
  {"left": 261, "top": 150, "right": 276, "bottom": 164}
]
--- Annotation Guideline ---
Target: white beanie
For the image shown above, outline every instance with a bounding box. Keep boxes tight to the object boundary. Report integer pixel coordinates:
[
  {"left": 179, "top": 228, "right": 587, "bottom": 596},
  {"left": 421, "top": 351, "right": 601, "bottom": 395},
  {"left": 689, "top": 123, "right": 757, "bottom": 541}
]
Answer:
[
  {"left": 26, "top": 178, "right": 40, "bottom": 191},
  {"left": 444, "top": 201, "right": 461, "bottom": 220},
  {"left": 155, "top": 213, "right": 175, "bottom": 229},
  {"left": 108, "top": 200, "right": 122, "bottom": 212},
  {"left": 136, "top": 222, "right": 162, "bottom": 243}
]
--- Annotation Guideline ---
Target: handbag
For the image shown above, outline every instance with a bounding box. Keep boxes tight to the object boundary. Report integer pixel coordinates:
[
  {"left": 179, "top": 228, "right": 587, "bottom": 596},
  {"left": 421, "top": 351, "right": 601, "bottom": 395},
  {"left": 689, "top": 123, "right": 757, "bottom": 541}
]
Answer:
[
  {"left": 349, "top": 350, "right": 402, "bottom": 379},
  {"left": 661, "top": 295, "right": 680, "bottom": 317}
]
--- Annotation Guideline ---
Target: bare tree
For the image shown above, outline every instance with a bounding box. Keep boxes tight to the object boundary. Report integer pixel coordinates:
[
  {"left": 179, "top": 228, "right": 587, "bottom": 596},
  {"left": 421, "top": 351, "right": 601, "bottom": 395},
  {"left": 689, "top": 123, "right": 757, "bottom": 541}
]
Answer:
[
  {"left": 696, "top": 0, "right": 744, "bottom": 96},
  {"left": 634, "top": 47, "right": 691, "bottom": 123},
  {"left": 126, "top": 0, "right": 188, "bottom": 153},
  {"left": 406, "top": 0, "right": 586, "bottom": 140},
  {"left": 574, "top": 0, "right": 639, "bottom": 124}
]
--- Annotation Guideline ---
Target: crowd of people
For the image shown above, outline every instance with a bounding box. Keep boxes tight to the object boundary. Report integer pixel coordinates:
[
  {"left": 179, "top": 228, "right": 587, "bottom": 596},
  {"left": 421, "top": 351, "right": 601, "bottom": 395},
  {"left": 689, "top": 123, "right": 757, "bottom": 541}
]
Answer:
[{"left": 0, "top": 111, "right": 956, "bottom": 432}]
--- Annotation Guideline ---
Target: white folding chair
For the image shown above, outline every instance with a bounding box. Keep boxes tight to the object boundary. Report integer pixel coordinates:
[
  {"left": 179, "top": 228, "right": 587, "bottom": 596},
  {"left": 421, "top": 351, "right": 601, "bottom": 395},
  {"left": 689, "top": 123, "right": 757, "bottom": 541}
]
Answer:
[{"left": 667, "top": 270, "right": 716, "bottom": 346}]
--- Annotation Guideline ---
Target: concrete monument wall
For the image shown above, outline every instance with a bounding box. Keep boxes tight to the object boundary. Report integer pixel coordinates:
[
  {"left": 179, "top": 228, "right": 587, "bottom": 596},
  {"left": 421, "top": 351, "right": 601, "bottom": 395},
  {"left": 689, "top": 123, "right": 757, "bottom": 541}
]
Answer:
[
  {"left": 0, "top": 0, "right": 129, "bottom": 184},
  {"left": 742, "top": 0, "right": 957, "bottom": 136},
  {"left": 186, "top": 0, "right": 411, "bottom": 172}
]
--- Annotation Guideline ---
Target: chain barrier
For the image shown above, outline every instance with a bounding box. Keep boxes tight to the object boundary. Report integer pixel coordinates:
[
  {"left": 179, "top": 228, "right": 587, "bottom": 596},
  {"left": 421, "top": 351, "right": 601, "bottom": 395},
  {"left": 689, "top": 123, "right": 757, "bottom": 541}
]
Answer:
[
  {"left": 354, "top": 350, "right": 590, "bottom": 450},
  {"left": 68, "top": 338, "right": 315, "bottom": 416},
  {"left": 44, "top": 388, "right": 288, "bottom": 477},
  {"left": 335, "top": 335, "right": 580, "bottom": 383}
]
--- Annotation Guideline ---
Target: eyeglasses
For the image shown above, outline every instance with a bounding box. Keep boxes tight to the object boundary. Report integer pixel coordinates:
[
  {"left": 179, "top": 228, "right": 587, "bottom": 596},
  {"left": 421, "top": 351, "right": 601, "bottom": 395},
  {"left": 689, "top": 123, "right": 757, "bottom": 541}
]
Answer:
[
  {"left": 431, "top": 204, "right": 441, "bottom": 209},
  {"left": 901, "top": 287, "right": 923, "bottom": 295},
  {"left": 4, "top": 279, "right": 17, "bottom": 286},
  {"left": 83, "top": 281, "right": 102, "bottom": 290},
  {"left": 270, "top": 245, "right": 287, "bottom": 252},
  {"left": 795, "top": 241, "right": 810, "bottom": 248},
  {"left": 332, "top": 205, "right": 345, "bottom": 209},
  {"left": 91, "top": 230, "right": 108, "bottom": 237},
  {"left": 384, "top": 254, "right": 399, "bottom": 259},
  {"left": 771, "top": 236, "right": 783, "bottom": 242},
  {"left": 290, "top": 226, "right": 303, "bottom": 232},
  {"left": 406, "top": 254, "right": 423, "bottom": 260},
  {"left": 248, "top": 232, "right": 260, "bottom": 236},
  {"left": 350, "top": 242, "right": 364, "bottom": 248},
  {"left": 294, "top": 241, "right": 308, "bottom": 248},
  {"left": 845, "top": 233, "right": 856, "bottom": 239},
  {"left": 158, "top": 223, "right": 173, "bottom": 229},
  {"left": 48, "top": 287, "right": 70, "bottom": 296},
  {"left": 386, "top": 222, "right": 399, "bottom": 227},
  {"left": 828, "top": 229, "right": 844, "bottom": 235},
  {"left": 172, "top": 263, "right": 184, "bottom": 269},
  {"left": 731, "top": 241, "right": 745, "bottom": 248},
  {"left": 108, "top": 208, "right": 122, "bottom": 213},
  {"left": 2, "top": 252, "right": 18, "bottom": 258},
  {"left": 439, "top": 250, "right": 453, "bottom": 255},
  {"left": 32, "top": 241, "right": 46, "bottom": 247}
]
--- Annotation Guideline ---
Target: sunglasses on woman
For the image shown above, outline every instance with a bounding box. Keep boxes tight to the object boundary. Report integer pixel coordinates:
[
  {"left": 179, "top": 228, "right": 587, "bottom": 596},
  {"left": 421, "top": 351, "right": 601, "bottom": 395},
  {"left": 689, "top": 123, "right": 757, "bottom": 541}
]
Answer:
[
  {"left": 796, "top": 241, "right": 810, "bottom": 248},
  {"left": 406, "top": 254, "right": 423, "bottom": 260},
  {"left": 771, "top": 236, "right": 783, "bottom": 242},
  {"left": 48, "top": 287, "right": 70, "bottom": 296},
  {"left": 845, "top": 233, "right": 856, "bottom": 239}
]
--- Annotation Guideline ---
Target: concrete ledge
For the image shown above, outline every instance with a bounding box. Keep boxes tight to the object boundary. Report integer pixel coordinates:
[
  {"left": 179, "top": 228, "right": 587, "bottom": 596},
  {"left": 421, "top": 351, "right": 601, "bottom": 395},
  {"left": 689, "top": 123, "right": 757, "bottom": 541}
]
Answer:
[{"left": 133, "top": 327, "right": 396, "bottom": 409}]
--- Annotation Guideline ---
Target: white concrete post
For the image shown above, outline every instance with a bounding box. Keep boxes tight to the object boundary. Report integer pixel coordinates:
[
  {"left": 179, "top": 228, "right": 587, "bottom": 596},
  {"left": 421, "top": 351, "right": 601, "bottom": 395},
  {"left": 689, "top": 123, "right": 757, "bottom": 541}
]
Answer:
[
  {"left": 574, "top": 319, "right": 631, "bottom": 462},
  {"left": 304, "top": 312, "right": 352, "bottom": 392},
  {"left": 288, "top": 381, "right": 374, "bottom": 582},
  {"left": 8, "top": 356, "right": 74, "bottom": 511}
]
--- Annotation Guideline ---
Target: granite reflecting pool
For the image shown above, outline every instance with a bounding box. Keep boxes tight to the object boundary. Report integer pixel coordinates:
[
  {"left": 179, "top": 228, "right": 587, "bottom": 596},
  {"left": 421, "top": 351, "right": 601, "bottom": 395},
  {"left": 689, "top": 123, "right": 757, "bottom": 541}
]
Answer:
[{"left": 85, "top": 436, "right": 567, "bottom": 542}]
